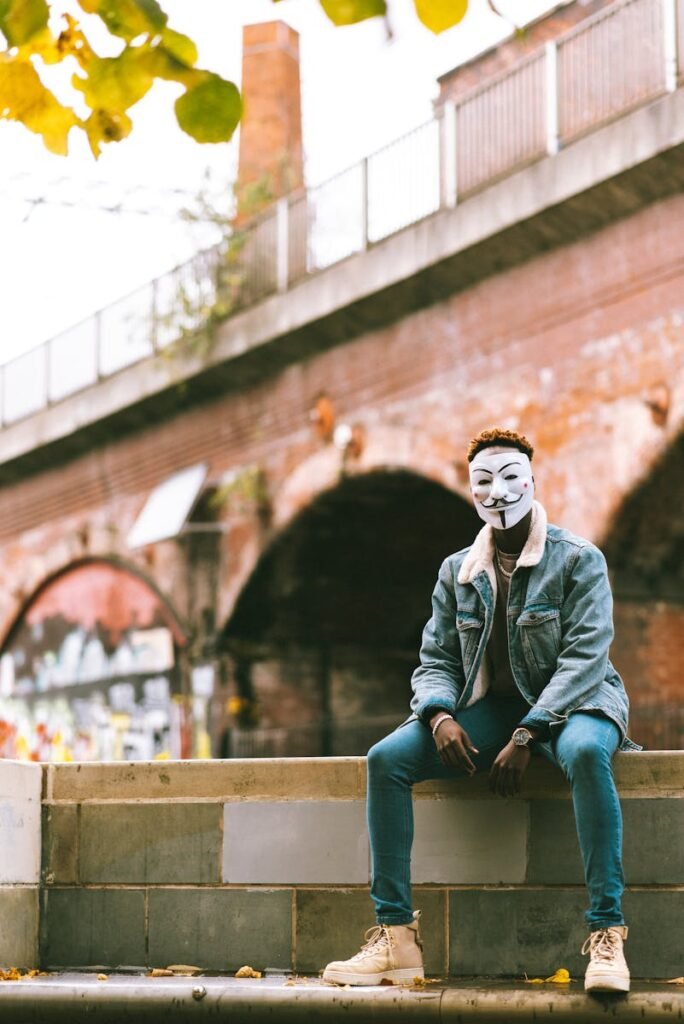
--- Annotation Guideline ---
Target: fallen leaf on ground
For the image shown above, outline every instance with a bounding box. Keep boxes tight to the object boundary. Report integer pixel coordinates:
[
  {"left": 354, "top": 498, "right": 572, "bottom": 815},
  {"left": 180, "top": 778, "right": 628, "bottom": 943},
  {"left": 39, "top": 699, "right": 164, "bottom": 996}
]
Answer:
[
  {"left": 235, "top": 965, "right": 262, "bottom": 979},
  {"left": 148, "top": 968, "right": 175, "bottom": 977},
  {"left": 166, "top": 964, "right": 203, "bottom": 977},
  {"left": 546, "top": 968, "right": 571, "bottom": 983},
  {"left": 96, "top": 974, "right": 108, "bottom": 981},
  {"left": 666, "top": 977, "right": 684, "bottom": 984},
  {"left": 525, "top": 968, "right": 571, "bottom": 984},
  {"left": 0, "top": 968, "right": 44, "bottom": 981}
]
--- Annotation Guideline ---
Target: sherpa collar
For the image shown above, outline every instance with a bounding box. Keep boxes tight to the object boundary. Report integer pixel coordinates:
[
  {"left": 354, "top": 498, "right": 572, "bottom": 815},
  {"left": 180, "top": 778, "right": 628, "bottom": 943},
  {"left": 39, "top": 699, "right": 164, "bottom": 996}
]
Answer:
[{"left": 457, "top": 500, "right": 548, "bottom": 586}]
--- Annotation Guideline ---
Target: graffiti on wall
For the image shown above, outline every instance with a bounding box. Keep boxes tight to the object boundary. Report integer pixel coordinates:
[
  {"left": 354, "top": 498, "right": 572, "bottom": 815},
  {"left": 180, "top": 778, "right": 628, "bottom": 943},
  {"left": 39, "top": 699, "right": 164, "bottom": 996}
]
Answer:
[{"left": 0, "top": 561, "right": 189, "bottom": 762}]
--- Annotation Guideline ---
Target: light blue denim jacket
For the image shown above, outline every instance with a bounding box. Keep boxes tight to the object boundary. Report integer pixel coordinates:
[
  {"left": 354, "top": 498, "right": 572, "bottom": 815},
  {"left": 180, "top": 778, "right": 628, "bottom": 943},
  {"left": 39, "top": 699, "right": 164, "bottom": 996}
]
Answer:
[{"left": 410, "top": 502, "right": 640, "bottom": 751}]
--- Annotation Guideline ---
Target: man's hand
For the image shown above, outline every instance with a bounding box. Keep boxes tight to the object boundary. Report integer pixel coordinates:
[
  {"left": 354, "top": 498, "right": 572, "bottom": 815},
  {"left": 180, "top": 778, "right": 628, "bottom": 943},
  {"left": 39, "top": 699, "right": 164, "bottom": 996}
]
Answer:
[
  {"left": 489, "top": 740, "right": 531, "bottom": 796},
  {"left": 430, "top": 715, "right": 479, "bottom": 775}
]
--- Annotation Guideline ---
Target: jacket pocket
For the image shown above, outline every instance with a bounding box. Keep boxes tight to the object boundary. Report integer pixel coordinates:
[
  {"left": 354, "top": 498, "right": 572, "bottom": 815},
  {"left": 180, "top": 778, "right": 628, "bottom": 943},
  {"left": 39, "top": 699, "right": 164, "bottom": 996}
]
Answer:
[
  {"left": 516, "top": 607, "right": 561, "bottom": 681},
  {"left": 456, "top": 614, "right": 483, "bottom": 669}
]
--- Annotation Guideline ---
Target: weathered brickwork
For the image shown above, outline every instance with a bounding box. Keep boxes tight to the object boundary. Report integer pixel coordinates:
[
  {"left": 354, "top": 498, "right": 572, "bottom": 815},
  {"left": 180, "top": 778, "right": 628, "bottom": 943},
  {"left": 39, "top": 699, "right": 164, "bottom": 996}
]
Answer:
[
  {"left": 237, "top": 21, "right": 304, "bottom": 203},
  {"left": 0, "top": 181, "right": 683, "bottom": 753}
]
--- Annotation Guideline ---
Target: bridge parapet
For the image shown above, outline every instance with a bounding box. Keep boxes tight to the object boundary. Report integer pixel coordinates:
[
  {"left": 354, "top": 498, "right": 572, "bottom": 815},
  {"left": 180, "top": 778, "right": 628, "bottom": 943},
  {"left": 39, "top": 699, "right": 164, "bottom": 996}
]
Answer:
[{"left": 0, "top": 752, "right": 678, "bottom": 977}]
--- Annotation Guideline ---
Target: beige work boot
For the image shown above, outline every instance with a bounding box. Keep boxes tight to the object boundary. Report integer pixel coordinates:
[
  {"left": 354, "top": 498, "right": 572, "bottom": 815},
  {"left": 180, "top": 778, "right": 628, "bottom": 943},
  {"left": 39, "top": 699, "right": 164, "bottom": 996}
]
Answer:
[
  {"left": 582, "top": 925, "right": 630, "bottom": 992},
  {"left": 322, "top": 910, "right": 424, "bottom": 986}
]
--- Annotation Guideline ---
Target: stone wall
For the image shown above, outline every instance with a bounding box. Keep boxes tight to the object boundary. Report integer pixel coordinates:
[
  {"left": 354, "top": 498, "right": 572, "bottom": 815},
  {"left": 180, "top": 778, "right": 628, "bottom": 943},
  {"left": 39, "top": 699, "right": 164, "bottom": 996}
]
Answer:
[{"left": 35, "top": 753, "right": 684, "bottom": 978}]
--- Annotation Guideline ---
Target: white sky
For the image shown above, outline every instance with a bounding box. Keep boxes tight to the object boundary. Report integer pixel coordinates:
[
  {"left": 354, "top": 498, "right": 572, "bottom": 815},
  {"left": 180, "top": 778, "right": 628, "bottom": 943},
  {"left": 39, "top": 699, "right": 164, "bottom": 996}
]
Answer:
[{"left": 0, "top": 0, "right": 560, "bottom": 367}]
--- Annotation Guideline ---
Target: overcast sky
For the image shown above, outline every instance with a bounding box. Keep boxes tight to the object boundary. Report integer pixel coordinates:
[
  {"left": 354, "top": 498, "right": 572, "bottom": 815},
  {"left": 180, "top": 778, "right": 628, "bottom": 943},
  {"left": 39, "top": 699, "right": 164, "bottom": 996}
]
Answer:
[{"left": 0, "top": 0, "right": 560, "bottom": 368}]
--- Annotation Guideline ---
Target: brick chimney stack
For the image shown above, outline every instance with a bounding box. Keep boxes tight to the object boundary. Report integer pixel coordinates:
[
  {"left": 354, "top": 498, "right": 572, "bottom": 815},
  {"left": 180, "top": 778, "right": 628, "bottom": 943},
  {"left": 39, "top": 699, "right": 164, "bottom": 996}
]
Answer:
[{"left": 237, "top": 21, "right": 304, "bottom": 216}]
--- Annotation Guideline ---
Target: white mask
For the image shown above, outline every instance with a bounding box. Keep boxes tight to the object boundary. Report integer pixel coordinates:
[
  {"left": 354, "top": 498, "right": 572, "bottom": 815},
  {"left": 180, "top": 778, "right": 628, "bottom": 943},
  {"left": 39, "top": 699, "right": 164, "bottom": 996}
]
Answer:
[{"left": 469, "top": 449, "right": 534, "bottom": 530}]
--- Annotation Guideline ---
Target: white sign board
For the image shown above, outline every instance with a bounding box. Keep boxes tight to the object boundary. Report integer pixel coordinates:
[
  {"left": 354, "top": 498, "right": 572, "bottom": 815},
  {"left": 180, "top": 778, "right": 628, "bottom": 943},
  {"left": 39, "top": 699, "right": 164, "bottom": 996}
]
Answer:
[{"left": 127, "top": 463, "right": 208, "bottom": 549}]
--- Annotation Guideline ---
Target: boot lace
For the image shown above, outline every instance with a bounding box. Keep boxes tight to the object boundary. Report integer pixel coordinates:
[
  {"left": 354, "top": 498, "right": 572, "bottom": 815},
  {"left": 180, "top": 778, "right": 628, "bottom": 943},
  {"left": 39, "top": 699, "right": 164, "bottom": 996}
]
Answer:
[
  {"left": 581, "top": 929, "right": 621, "bottom": 963},
  {"left": 349, "top": 925, "right": 393, "bottom": 961}
]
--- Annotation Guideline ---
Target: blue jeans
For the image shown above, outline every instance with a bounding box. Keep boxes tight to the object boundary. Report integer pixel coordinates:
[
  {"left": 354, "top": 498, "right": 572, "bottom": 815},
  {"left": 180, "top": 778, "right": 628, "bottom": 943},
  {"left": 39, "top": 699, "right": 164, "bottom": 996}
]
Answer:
[{"left": 367, "top": 692, "right": 624, "bottom": 930}]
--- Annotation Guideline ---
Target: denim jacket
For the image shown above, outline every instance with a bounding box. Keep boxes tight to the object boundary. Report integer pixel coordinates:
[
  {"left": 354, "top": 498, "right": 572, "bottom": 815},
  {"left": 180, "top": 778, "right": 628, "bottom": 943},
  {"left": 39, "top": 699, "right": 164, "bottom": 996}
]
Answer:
[{"left": 410, "top": 502, "right": 640, "bottom": 751}]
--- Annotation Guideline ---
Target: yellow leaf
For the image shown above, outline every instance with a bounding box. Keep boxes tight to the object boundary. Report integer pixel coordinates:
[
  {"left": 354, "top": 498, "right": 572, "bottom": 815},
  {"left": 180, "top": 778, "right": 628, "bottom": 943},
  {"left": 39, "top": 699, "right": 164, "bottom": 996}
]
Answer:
[
  {"left": 525, "top": 967, "right": 571, "bottom": 984},
  {"left": 0, "top": 58, "right": 78, "bottom": 154},
  {"left": 0, "top": 0, "right": 49, "bottom": 46},
  {"left": 667, "top": 977, "right": 684, "bottom": 984},
  {"left": 83, "top": 106, "right": 132, "bottom": 157},
  {"left": 546, "top": 968, "right": 571, "bottom": 983},
  {"left": 77, "top": 0, "right": 166, "bottom": 41},
  {"left": 319, "top": 0, "right": 386, "bottom": 26},
  {"left": 235, "top": 965, "right": 262, "bottom": 979},
  {"left": 159, "top": 27, "right": 197, "bottom": 66},
  {"left": 414, "top": 0, "right": 468, "bottom": 33},
  {"left": 72, "top": 47, "right": 154, "bottom": 113},
  {"left": 96, "top": 974, "right": 108, "bottom": 981}
]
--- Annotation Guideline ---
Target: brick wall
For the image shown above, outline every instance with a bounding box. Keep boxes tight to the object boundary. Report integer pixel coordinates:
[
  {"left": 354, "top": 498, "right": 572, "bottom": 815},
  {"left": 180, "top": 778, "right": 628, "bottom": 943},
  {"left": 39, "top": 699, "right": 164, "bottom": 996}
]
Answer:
[{"left": 0, "top": 187, "right": 683, "bottom": 753}]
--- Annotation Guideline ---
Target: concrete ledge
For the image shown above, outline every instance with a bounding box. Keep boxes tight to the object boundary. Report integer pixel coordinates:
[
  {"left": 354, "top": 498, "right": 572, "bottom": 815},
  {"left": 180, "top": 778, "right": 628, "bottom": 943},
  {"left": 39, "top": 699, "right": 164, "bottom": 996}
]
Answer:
[
  {"left": 0, "top": 975, "right": 680, "bottom": 1023},
  {"left": 44, "top": 752, "right": 684, "bottom": 802}
]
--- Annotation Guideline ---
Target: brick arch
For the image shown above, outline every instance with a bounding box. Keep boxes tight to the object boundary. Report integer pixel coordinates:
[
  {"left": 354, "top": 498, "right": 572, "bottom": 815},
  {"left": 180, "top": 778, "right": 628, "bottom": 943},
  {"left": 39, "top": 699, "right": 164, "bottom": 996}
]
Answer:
[
  {"left": 0, "top": 555, "right": 188, "bottom": 651},
  {"left": 216, "top": 426, "right": 472, "bottom": 625},
  {"left": 272, "top": 424, "right": 469, "bottom": 531}
]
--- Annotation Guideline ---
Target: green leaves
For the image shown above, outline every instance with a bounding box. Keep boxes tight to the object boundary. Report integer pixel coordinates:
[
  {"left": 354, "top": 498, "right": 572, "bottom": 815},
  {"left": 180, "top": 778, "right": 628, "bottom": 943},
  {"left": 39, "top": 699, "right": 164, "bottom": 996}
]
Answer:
[
  {"left": 0, "top": 0, "right": 49, "bottom": 46},
  {"left": 0, "top": 0, "right": 471, "bottom": 159},
  {"left": 175, "top": 73, "right": 242, "bottom": 144},
  {"left": 318, "top": 0, "right": 468, "bottom": 29},
  {"left": 319, "top": 0, "right": 387, "bottom": 25},
  {"left": 76, "top": 0, "right": 167, "bottom": 41},
  {"left": 0, "top": 0, "right": 240, "bottom": 156}
]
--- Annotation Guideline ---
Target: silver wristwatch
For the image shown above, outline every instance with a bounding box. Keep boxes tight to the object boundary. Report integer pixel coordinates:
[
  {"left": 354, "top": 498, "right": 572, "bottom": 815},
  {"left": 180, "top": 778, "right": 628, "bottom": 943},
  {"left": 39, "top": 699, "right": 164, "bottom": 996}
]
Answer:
[{"left": 512, "top": 727, "right": 533, "bottom": 748}]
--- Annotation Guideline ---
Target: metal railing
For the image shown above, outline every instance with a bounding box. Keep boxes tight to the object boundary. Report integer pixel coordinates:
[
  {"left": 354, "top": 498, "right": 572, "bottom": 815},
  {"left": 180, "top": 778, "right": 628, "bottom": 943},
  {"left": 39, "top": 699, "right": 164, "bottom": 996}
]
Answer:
[{"left": 1, "top": 0, "right": 680, "bottom": 429}]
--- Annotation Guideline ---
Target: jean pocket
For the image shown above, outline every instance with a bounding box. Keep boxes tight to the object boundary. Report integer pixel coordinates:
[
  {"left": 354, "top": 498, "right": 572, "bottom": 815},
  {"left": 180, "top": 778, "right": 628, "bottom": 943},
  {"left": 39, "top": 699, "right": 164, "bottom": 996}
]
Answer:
[
  {"left": 456, "top": 614, "right": 483, "bottom": 667},
  {"left": 517, "top": 608, "right": 561, "bottom": 680}
]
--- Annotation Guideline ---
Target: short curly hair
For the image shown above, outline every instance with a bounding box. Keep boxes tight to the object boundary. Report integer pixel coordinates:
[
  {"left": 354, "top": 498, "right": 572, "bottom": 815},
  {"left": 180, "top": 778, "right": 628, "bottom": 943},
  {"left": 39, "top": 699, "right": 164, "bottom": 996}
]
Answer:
[{"left": 467, "top": 427, "right": 534, "bottom": 463}]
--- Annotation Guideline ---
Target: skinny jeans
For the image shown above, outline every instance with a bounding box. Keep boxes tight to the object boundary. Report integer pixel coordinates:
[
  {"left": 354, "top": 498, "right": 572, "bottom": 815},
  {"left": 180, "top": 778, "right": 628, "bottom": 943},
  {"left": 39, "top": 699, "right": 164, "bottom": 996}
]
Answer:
[{"left": 367, "top": 692, "right": 624, "bottom": 930}]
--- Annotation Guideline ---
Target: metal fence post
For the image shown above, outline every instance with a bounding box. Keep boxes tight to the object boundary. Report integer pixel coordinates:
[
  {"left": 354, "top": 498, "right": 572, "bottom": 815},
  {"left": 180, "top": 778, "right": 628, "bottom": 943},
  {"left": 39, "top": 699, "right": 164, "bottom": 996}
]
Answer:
[
  {"left": 150, "top": 276, "right": 159, "bottom": 352},
  {"left": 45, "top": 340, "right": 52, "bottom": 407},
  {"left": 360, "top": 156, "right": 369, "bottom": 251},
  {"left": 276, "top": 197, "right": 289, "bottom": 292},
  {"left": 663, "top": 0, "right": 678, "bottom": 90},
  {"left": 545, "top": 40, "right": 560, "bottom": 155},
  {"left": 95, "top": 309, "right": 104, "bottom": 381},
  {"left": 441, "top": 101, "right": 458, "bottom": 208}
]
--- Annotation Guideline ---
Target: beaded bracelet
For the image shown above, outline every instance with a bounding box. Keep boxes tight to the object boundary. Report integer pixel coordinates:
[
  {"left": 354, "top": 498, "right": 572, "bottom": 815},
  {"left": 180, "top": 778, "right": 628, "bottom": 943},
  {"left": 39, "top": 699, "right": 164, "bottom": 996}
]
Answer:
[{"left": 431, "top": 713, "right": 453, "bottom": 737}]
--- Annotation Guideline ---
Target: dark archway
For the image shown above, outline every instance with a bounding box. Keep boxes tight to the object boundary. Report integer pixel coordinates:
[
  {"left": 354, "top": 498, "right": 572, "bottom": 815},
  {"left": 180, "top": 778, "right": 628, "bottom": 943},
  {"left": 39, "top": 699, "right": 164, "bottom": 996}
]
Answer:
[
  {"left": 601, "top": 431, "right": 684, "bottom": 749},
  {"left": 221, "top": 470, "right": 480, "bottom": 756}
]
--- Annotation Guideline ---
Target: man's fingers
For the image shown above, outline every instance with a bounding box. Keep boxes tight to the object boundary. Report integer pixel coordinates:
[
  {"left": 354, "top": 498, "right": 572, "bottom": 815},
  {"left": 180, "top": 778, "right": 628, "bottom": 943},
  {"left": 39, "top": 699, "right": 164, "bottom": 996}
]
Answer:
[
  {"left": 460, "top": 728, "right": 479, "bottom": 755},
  {"left": 441, "top": 739, "right": 476, "bottom": 774}
]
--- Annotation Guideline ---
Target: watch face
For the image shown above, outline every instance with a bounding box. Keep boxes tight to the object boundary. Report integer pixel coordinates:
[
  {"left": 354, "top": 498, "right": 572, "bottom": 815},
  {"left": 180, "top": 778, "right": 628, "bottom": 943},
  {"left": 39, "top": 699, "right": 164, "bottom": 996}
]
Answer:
[{"left": 513, "top": 728, "right": 531, "bottom": 747}]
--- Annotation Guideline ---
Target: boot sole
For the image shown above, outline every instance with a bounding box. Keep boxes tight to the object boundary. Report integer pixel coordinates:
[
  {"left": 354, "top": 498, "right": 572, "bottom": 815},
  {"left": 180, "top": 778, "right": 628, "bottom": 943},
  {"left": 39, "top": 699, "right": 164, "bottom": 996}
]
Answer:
[
  {"left": 322, "top": 967, "right": 424, "bottom": 987},
  {"left": 585, "top": 972, "right": 630, "bottom": 993}
]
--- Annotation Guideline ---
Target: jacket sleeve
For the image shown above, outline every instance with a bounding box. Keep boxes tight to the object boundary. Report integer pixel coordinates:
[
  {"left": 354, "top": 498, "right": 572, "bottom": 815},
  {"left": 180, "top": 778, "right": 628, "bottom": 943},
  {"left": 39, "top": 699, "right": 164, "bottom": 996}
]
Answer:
[
  {"left": 518, "top": 543, "right": 613, "bottom": 733},
  {"left": 410, "top": 559, "right": 465, "bottom": 722}
]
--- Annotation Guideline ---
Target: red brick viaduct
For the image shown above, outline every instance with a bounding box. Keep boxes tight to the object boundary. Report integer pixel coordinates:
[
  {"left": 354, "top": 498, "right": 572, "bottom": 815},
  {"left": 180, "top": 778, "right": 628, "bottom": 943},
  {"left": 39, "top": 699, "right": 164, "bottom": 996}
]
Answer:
[{"left": 0, "top": 4, "right": 683, "bottom": 758}]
